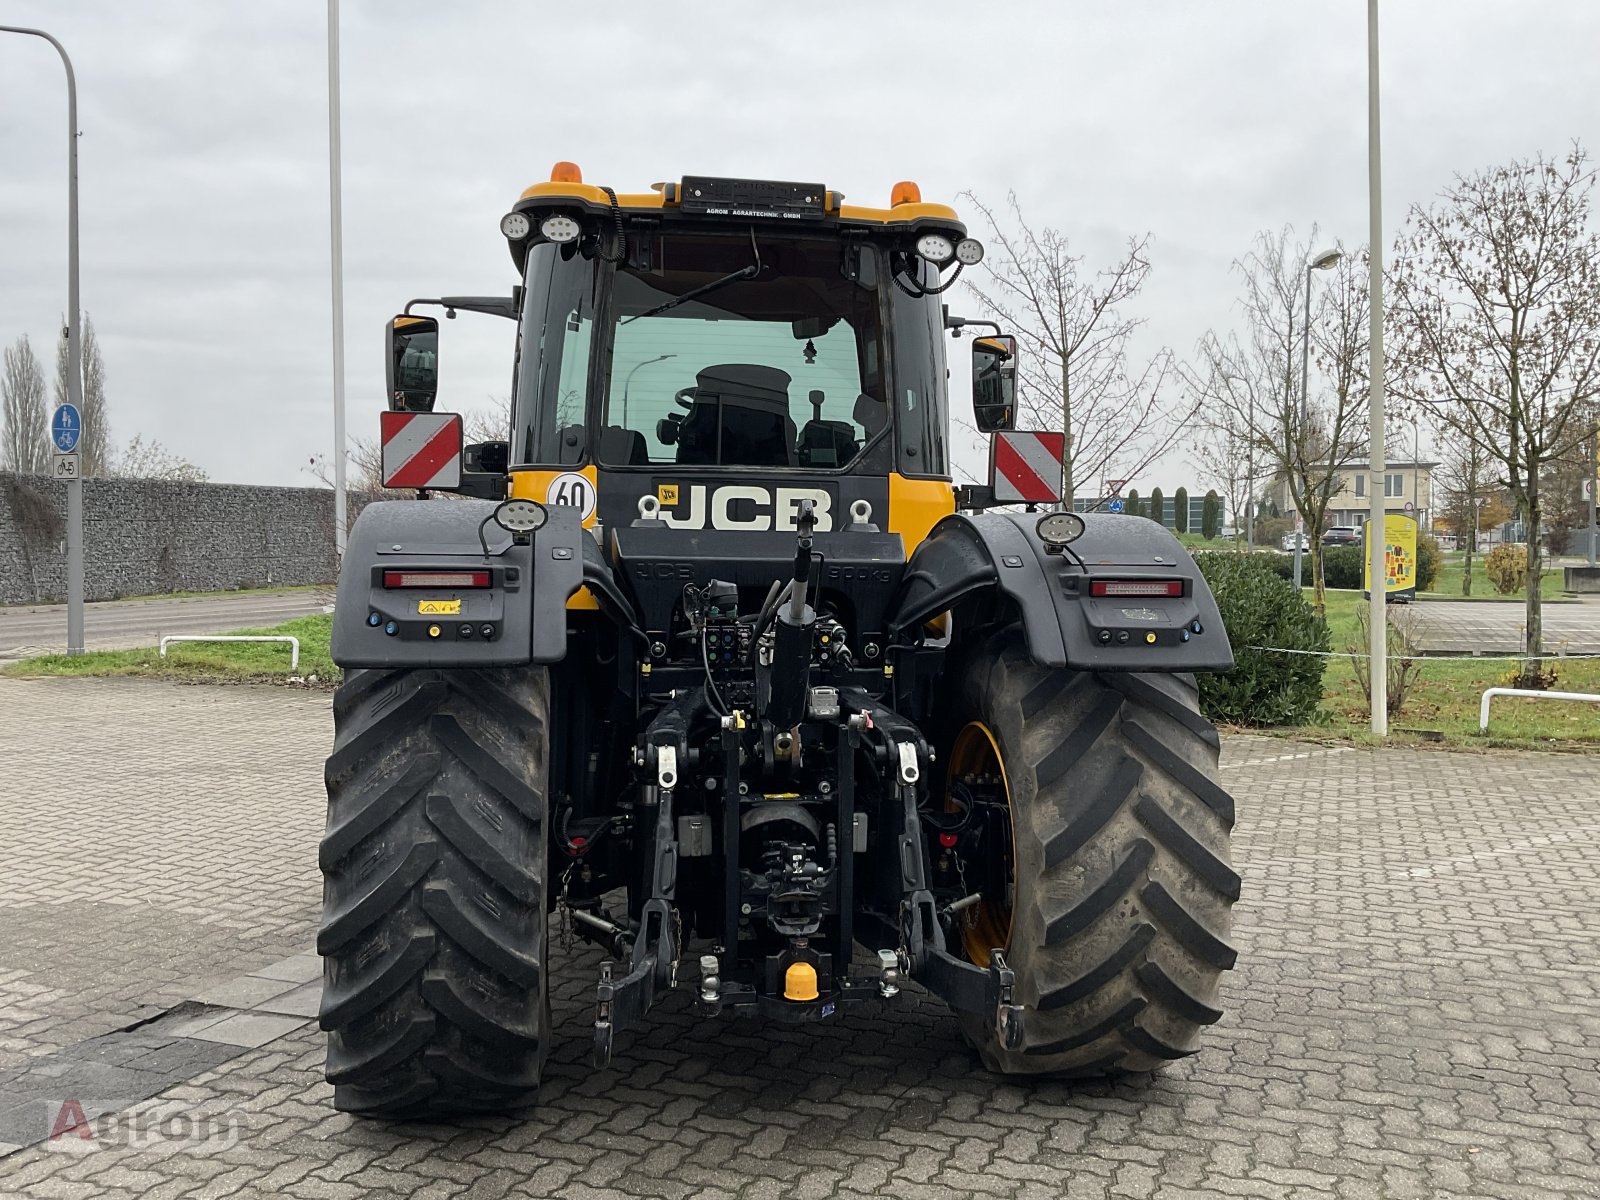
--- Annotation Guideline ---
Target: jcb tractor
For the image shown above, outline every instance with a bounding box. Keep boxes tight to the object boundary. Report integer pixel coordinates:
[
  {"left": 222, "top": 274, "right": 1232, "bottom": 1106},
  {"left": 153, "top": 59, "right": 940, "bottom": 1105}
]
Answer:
[{"left": 320, "top": 166, "right": 1240, "bottom": 1117}]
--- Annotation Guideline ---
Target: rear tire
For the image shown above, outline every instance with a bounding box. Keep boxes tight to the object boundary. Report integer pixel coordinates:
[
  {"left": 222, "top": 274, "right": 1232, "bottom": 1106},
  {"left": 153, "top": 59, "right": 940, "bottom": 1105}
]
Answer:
[
  {"left": 318, "top": 666, "right": 551, "bottom": 1117},
  {"left": 950, "top": 632, "right": 1238, "bottom": 1076}
]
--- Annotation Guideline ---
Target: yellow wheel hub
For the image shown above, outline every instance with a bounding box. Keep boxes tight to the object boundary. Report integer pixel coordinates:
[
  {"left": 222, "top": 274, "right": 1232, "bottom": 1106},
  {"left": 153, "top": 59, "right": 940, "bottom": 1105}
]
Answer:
[{"left": 946, "top": 721, "right": 1014, "bottom": 968}]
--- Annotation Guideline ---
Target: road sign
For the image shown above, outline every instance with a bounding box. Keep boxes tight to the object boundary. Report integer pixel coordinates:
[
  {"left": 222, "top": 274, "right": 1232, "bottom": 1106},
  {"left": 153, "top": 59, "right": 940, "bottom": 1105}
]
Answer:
[
  {"left": 545, "top": 471, "right": 598, "bottom": 521},
  {"left": 1107, "top": 498, "right": 1125, "bottom": 513},
  {"left": 990, "top": 430, "right": 1064, "bottom": 504},
  {"left": 53, "top": 453, "right": 80, "bottom": 479},
  {"left": 1404, "top": 501, "right": 1415, "bottom": 512},
  {"left": 51, "top": 403, "right": 81, "bottom": 453},
  {"left": 379, "top": 411, "right": 462, "bottom": 489},
  {"left": 1105, "top": 478, "right": 1128, "bottom": 494}
]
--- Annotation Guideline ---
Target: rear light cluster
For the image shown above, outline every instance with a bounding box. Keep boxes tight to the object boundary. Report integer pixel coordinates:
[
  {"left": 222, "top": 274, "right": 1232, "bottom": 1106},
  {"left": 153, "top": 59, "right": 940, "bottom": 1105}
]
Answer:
[
  {"left": 382, "top": 570, "right": 491, "bottom": 589},
  {"left": 1089, "top": 579, "right": 1184, "bottom": 598}
]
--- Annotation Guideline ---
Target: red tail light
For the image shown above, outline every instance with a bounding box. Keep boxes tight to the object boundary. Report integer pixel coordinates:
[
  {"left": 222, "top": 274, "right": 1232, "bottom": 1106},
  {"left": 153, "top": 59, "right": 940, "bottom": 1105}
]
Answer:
[
  {"left": 1090, "top": 579, "right": 1184, "bottom": 598},
  {"left": 382, "top": 570, "right": 491, "bottom": 589}
]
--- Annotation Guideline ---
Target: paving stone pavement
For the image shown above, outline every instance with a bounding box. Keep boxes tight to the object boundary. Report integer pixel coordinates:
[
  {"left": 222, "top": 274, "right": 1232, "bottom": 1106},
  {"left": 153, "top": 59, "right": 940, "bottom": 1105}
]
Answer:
[
  {"left": 1401, "top": 597, "right": 1600, "bottom": 655},
  {"left": 0, "top": 678, "right": 329, "bottom": 1068},
  {"left": 3, "top": 677, "right": 1600, "bottom": 1198}
]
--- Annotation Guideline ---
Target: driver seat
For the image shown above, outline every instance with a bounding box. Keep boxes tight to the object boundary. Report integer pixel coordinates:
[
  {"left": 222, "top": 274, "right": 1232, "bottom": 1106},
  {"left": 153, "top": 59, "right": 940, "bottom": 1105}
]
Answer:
[{"left": 675, "top": 364, "right": 797, "bottom": 467}]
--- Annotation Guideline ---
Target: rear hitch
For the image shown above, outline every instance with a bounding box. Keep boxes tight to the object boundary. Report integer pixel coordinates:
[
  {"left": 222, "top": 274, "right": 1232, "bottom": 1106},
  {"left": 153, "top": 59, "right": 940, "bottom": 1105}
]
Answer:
[
  {"left": 877, "top": 948, "right": 902, "bottom": 998},
  {"left": 593, "top": 961, "right": 616, "bottom": 1068},
  {"left": 590, "top": 898, "right": 676, "bottom": 1069},
  {"left": 697, "top": 953, "right": 723, "bottom": 1016},
  {"left": 989, "top": 950, "right": 1024, "bottom": 1051}
]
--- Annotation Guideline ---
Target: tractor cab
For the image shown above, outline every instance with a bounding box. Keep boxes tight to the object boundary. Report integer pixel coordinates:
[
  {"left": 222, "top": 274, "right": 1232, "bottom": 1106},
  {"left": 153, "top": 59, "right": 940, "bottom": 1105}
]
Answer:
[{"left": 382, "top": 166, "right": 1023, "bottom": 552}]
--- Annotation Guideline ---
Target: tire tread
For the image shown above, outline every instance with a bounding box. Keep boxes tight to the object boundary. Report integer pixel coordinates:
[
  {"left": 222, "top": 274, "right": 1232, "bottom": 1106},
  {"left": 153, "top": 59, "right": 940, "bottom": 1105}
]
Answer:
[
  {"left": 318, "top": 666, "right": 549, "bottom": 1118},
  {"left": 953, "top": 639, "right": 1237, "bottom": 1079}
]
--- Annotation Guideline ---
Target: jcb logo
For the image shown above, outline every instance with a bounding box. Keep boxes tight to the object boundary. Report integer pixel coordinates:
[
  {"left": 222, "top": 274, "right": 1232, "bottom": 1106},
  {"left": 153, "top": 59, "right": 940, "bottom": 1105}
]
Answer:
[{"left": 658, "top": 484, "right": 833, "bottom": 532}]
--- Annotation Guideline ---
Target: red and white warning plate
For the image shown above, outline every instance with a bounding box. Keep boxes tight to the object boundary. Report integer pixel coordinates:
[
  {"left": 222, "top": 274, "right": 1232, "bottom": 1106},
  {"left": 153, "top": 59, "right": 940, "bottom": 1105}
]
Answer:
[
  {"left": 991, "top": 430, "right": 1064, "bottom": 504},
  {"left": 379, "top": 411, "right": 463, "bottom": 490}
]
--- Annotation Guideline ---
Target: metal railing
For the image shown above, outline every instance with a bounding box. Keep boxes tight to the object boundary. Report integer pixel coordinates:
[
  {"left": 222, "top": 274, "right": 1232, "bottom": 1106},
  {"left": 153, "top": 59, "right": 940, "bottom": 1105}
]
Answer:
[
  {"left": 159, "top": 635, "right": 300, "bottom": 671},
  {"left": 1479, "top": 686, "right": 1600, "bottom": 733}
]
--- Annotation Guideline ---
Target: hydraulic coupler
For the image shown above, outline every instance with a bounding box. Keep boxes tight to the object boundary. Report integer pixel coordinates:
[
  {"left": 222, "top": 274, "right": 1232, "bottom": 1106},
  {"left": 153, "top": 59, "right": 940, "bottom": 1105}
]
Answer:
[{"left": 762, "top": 499, "right": 817, "bottom": 730}]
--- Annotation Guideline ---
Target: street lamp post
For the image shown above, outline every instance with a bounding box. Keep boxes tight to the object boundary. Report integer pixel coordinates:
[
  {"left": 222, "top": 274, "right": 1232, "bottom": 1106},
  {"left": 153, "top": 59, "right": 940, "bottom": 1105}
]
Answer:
[
  {"left": 621, "top": 354, "right": 677, "bottom": 429},
  {"left": 1, "top": 24, "right": 84, "bottom": 655},
  {"left": 1413, "top": 415, "right": 1422, "bottom": 531},
  {"left": 1589, "top": 424, "right": 1598, "bottom": 568},
  {"left": 327, "top": 0, "right": 348, "bottom": 557},
  {"left": 1366, "top": 0, "right": 1389, "bottom": 736},
  {"left": 1294, "top": 247, "right": 1343, "bottom": 590}
]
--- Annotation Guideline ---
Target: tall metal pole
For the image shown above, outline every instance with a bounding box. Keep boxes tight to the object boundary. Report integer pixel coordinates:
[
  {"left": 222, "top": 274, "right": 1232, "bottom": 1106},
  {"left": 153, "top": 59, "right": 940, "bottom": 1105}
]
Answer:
[
  {"left": 1366, "top": 0, "right": 1388, "bottom": 735},
  {"left": 327, "top": 0, "right": 348, "bottom": 556},
  {"left": 1, "top": 26, "right": 84, "bottom": 654},
  {"left": 1244, "top": 443, "right": 1254, "bottom": 548},
  {"left": 1588, "top": 423, "right": 1597, "bottom": 568},
  {"left": 1413, "top": 417, "right": 1421, "bottom": 530},
  {"left": 1294, "top": 266, "right": 1312, "bottom": 589}
]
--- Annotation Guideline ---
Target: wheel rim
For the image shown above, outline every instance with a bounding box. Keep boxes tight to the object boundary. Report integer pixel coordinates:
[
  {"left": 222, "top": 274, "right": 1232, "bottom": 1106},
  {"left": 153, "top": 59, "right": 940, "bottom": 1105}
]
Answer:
[{"left": 947, "top": 721, "right": 1014, "bottom": 968}]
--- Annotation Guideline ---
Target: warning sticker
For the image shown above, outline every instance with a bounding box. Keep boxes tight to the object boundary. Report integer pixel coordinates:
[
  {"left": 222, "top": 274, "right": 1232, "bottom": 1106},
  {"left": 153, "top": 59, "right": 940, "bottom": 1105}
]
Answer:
[{"left": 417, "top": 599, "right": 461, "bottom": 615}]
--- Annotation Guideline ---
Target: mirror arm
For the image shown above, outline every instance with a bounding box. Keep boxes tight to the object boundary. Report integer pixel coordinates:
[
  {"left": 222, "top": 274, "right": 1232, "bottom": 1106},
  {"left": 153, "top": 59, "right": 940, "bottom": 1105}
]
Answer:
[
  {"left": 404, "top": 296, "right": 519, "bottom": 321},
  {"left": 944, "top": 313, "right": 1002, "bottom": 337},
  {"left": 955, "top": 484, "right": 1004, "bottom": 513}
]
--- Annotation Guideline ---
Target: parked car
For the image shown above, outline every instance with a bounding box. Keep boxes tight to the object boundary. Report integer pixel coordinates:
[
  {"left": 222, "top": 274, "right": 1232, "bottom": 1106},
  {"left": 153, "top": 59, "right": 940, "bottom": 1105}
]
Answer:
[
  {"left": 1281, "top": 531, "right": 1311, "bottom": 552},
  {"left": 1219, "top": 525, "right": 1239, "bottom": 539},
  {"left": 1322, "top": 526, "right": 1362, "bottom": 546}
]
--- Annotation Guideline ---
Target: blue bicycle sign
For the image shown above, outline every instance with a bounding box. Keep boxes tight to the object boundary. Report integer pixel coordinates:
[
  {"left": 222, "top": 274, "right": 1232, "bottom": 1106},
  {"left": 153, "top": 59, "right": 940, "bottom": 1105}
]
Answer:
[{"left": 52, "top": 404, "right": 81, "bottom": 453}]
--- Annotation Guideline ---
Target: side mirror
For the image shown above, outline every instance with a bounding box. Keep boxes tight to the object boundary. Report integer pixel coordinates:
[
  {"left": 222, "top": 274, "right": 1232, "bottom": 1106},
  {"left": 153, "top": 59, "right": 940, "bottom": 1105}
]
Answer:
[
  {"left": 972, "top": 334, "right": 1017, "bottom": 432},
  {"left": 386, "top": 314, "right": 439, "bottom": 412},
  {"left": 463, "top": 440, "right": 509, "bottom": 475}
]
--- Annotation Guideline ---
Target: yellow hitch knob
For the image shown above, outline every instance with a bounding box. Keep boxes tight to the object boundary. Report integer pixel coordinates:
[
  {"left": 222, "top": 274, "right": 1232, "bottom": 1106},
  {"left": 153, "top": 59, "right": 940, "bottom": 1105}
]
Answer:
[
  {"left": 784, "top": 961, "right": 819, "bottom": 1002},
  {"left": 427, "top": 624, "right": 442, "bottom": 639}
]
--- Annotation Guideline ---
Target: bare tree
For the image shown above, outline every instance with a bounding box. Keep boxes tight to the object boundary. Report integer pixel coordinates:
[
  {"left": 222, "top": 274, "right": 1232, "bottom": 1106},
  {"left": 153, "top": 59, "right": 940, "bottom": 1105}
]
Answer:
[
  {"left": 306, "top": 438, "right": 387, "bottom": 496},
  {"left": 1389, "top": 146, "right": 1600, "bottom": 675},
  {"left": 1189, "top": 227, "right": 1370, "bottom": 612},
  {"left": 462, "top": 394, "right": 513, "bottom": 446},
  {"left": 113, "top": 434, "right": 208, "bottom": 482},
  {"left": 2, "top": 336, "right": 51, "bottom": 474},
  {"left": 1190, "top": 424, "right": 1252, "bottom": 544},
  {"left": 55, "top": 314, "right": 110, "bottom": 476},
  {"left": 961, "top": 192, "right": 1189, "bottom": 506},
  {"left": 1538, "top": 411, "right": 1598, "bottom": 557},
  {"left": 1435, "top": 437, "right": 1490, "bottom": 595}
]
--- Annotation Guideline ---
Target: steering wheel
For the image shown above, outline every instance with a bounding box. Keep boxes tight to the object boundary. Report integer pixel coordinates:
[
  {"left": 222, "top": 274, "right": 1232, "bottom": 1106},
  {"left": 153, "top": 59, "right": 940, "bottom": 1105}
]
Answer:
[{"left": 673, "top": 387, "right": 696, "bottom": 410}]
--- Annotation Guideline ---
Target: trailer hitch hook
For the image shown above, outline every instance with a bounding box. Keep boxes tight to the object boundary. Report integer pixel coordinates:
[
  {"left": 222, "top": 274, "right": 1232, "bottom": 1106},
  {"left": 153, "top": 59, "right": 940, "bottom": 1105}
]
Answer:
[
  {"left": 593, "top": 960, "right": 616, "bottom": 1068},
  {"left": 989, "top": 950, "right": 1024, "bottom": 1051}
]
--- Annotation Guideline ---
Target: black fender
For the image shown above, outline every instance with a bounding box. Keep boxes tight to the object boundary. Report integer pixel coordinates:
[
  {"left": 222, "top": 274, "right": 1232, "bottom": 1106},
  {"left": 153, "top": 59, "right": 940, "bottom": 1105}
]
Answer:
[
  {"left": 330, "top": 499, "right": 621, "bottom": 668},
  {"left": 890, "top": 511, "right": 1234, "bottom": 672}
]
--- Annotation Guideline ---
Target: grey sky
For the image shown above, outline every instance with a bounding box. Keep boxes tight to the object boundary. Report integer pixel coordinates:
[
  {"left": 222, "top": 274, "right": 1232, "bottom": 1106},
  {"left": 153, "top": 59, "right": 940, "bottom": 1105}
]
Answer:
[{"left": 3, "top": 1, "right": 1598, "bottom": 490}]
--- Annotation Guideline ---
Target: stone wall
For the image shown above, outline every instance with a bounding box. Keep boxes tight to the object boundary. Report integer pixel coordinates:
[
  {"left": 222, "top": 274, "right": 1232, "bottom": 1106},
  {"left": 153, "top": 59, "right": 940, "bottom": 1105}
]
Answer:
[{"left": 0, "top": 472, "right": 365, "bottom": 604}]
